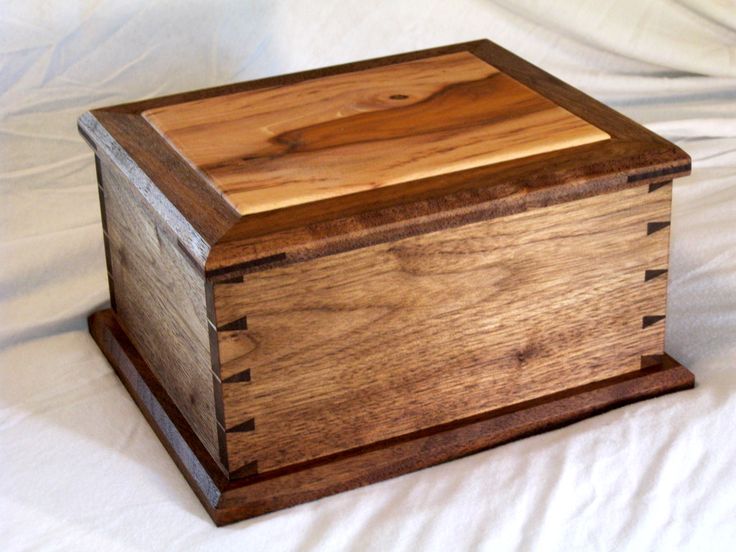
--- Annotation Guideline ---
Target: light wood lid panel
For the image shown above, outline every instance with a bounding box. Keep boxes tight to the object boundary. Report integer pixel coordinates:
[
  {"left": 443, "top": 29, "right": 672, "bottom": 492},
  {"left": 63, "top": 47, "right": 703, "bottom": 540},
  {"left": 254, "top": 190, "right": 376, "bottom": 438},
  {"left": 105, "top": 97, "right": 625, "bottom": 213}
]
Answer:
[{"left": 143, "top": 52, "right": 609, "bottom": 216}]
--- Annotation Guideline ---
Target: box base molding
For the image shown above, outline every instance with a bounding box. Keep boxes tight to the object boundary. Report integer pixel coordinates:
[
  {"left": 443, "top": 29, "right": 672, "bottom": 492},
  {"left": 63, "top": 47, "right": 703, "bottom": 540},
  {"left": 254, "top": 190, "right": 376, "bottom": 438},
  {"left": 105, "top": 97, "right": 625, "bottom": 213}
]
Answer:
[{"left": 88, "top": 308, "right": 694, "bottom": 526}]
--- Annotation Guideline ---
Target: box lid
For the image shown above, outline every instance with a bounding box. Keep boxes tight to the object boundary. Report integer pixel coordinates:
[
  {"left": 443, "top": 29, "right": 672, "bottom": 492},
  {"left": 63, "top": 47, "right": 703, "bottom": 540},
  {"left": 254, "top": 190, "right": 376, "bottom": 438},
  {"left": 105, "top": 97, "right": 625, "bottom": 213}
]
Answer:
[{"left": 79, "top": 40, "right": 690, "bottom": 278}]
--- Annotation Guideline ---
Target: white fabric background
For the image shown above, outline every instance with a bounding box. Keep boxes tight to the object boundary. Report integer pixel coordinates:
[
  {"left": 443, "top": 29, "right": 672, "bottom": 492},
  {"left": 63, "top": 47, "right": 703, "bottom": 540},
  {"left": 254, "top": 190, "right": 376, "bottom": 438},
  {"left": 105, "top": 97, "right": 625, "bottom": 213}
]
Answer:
[{"left": 2, "top": 1, "right": 735, "bottom": 550}]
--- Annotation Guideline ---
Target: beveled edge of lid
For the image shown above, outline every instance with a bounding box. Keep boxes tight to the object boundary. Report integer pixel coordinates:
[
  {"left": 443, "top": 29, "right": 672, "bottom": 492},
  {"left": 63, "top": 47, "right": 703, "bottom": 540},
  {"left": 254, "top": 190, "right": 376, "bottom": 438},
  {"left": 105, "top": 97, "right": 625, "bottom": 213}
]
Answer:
[{"left": 78, "top": 39, "right": 690, "bottom": 278}]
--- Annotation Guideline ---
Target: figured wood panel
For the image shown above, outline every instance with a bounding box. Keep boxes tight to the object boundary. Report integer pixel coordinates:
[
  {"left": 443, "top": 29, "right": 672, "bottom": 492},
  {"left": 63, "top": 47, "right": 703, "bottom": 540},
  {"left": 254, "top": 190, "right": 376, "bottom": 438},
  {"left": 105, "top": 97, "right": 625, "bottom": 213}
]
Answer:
[
  {"left": 89, "top": 308, "right": 693, "bottom": 525},
  {"left": 143, "top": 51, "right": 609, "bottom": 216},
  {"left": 100, "top": 160, "right": 221, "bottom": 465},
  {"left": 213, "top": 184, "right": 671, "bottom": 473}
]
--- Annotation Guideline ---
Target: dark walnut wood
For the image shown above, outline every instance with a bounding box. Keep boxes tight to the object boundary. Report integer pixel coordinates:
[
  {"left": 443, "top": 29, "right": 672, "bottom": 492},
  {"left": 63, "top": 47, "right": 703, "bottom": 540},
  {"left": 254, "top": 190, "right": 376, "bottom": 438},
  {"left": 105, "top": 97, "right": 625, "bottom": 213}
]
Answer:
[
  {"left": 89, "top": 309, "right": 693, "bottom": 526},
  {"left": 78, "top": 39, "right": 694, "bottom": 525},
  {"left": 78, "top": 39, "right": 690, "bottom": 271}
]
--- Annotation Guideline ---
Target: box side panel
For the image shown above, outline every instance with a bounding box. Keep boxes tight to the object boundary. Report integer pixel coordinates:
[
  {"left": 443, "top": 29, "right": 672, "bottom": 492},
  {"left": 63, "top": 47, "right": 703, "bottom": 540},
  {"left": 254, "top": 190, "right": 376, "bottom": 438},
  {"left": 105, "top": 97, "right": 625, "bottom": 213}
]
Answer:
[
  {"left": 213, "top": 183, "right": 671, "bottom": 475},
  {"left": 99, "top": 159, "right": 221, "bottom": 465}
]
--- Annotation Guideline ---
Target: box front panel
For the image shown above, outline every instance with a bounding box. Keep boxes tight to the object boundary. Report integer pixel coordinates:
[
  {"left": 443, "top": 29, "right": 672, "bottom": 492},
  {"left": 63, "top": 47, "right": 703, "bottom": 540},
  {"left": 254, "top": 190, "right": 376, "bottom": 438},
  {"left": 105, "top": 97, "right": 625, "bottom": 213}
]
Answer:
[{"left": 213, "top": 184, "right": 671, "bottom": 476}]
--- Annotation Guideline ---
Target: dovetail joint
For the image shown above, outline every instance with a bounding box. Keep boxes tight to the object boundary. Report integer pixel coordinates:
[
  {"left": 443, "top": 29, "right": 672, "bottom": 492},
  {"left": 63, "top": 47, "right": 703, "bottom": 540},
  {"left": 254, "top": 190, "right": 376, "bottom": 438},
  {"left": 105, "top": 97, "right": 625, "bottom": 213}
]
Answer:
[
  {"left": 644, "top": 269, "right": 668, "bottom": 282},
  {"left": 218, "top": 317, "right": 247, "bottom": 332},
  {"left": 642, "top": 315, "right": 665, "bottom": 329},
  {"left": 647, "top": 221, "right": 670, "bottom": 235},
  {"left": 223, "top": 369, "right": 251, "bottom": 384},
  {"left": 227, "top": 417, "right": 255, "bottom": 433},
  {"left": 209, "top": 278, "right": 255, "bottom": 477}
]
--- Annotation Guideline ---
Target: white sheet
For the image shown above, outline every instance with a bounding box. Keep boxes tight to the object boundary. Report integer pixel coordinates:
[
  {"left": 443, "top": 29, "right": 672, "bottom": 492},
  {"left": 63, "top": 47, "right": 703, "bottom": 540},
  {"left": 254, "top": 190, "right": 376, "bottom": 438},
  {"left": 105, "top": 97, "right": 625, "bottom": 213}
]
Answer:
[{"left": 2, "top": 1, "right": 735, "bottom": 550}]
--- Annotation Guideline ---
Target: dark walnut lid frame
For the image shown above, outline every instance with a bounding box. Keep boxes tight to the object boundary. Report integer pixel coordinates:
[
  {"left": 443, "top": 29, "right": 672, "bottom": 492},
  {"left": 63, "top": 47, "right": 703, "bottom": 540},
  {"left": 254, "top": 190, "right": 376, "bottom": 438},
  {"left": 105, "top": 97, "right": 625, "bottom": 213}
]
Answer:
[{"left": 79, "top": 39, "right": 691, "bottom": 282}]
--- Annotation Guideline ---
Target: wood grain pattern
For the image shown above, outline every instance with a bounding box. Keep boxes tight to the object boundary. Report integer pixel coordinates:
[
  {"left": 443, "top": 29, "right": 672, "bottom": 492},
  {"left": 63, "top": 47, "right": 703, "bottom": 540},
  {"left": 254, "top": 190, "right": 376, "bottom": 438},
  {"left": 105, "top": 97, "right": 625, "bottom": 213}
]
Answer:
[
  {"left": 100, "top": 159, "right": 222, "bottom": 466},
  {"left": 79, "top": 40, "right": 689, "bottom": 269},
  {"left": 143, "top": 52, "right": 609, "bottom": 215},
  {"left": 79, "top": 41, "right": 694, "bottom": 524},
  {"left": 211, "top": 184, "right": 671, "bottom": 473},
  {"left": 89, "top": 308, "right": 693, "bottom": 526}
]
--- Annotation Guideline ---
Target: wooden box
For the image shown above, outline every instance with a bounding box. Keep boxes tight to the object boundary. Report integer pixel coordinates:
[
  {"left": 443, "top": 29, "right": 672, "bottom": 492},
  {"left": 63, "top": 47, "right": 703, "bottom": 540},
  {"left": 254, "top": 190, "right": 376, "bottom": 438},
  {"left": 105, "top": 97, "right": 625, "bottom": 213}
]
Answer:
[{"left": 79, "top": 40, "right": 693, "bottom": 525}]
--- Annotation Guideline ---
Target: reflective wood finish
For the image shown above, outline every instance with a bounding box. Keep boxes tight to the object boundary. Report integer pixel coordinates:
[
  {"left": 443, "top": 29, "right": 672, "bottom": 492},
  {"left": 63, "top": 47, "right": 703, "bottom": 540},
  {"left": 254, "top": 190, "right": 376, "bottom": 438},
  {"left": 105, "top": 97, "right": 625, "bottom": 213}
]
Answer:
[
  {"left": 78, "top": 40, "right": 693, "bottom": 525},
  {"left": 143, "top": 52, "right": 608, "bottom": 215}
]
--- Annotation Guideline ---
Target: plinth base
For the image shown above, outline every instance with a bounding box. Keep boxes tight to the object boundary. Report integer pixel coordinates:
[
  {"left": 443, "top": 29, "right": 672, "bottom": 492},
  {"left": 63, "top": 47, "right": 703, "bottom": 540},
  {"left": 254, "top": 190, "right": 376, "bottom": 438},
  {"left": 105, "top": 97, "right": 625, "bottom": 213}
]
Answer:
[{"left": 88, "top": 308, "right": 694, "bottom": 526}]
